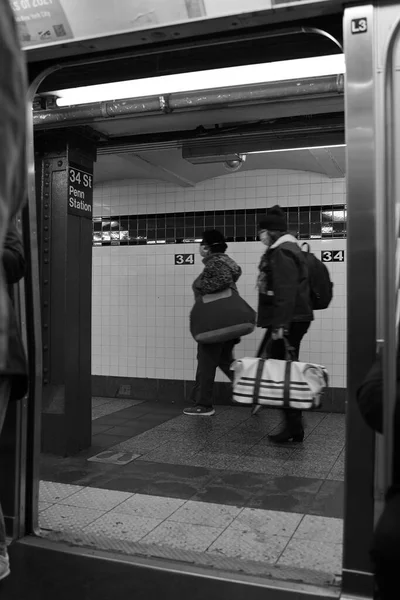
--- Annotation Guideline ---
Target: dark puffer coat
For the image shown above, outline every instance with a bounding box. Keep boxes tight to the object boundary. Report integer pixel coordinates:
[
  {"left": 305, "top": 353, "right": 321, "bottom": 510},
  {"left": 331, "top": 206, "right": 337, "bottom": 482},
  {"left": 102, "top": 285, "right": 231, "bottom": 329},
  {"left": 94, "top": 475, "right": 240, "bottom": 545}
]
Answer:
[
  {"left": 2, "top": 221, "right": 28, "bottom": 401},
  {"left": 257, "top": 234, "right": 313, "bottom": 329}
]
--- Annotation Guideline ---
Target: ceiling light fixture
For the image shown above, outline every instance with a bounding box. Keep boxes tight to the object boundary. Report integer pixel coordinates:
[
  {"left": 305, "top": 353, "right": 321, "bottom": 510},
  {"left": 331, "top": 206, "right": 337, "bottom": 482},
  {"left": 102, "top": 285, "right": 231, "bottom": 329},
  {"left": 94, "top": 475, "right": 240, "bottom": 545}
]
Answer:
[
  {"left": 247, "top": 144, "right": 346, "bottom": 155},
  {"left": 50, "top": 54, "right": 345, "bottom": 107}
]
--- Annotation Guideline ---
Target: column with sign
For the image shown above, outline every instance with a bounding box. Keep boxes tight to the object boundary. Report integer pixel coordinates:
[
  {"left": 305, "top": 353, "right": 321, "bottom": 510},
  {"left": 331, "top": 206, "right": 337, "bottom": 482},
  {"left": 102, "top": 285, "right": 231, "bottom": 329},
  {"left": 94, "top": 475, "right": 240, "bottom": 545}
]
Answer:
[{"left": 36, "top": 131, "right": 96, "bottom": 456}]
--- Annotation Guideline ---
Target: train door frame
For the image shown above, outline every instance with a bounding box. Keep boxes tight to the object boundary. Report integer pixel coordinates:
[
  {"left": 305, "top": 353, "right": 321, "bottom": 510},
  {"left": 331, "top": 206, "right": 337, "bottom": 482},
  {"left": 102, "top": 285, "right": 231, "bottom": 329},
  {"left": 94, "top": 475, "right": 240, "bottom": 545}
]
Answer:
[{"left": 8, "top": 2, "right": 391, "bottom": 598}]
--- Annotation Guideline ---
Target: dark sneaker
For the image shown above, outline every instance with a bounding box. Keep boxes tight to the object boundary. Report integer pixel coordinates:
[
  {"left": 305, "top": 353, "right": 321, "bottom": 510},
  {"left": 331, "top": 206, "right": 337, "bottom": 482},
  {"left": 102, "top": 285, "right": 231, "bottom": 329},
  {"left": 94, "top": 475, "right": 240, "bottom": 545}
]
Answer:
[
  {"left": 183, "top": 406, "right": 215, "bottom": 416},
  {"left": 0, "top": 553, "right": 10, "bottom": 581}
]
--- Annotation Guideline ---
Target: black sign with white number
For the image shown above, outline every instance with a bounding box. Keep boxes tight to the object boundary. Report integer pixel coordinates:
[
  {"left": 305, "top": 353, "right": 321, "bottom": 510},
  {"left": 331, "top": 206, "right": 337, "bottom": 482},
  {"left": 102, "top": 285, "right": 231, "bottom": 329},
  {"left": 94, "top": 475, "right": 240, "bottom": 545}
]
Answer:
[
  {"left": 175, "top": 254, "right": 195, "bottom": 265},
  {"left": 68, "top": 163, "right": 93, "bottom": 219},
  {"left": 351, "top": 18, "right": 367, "bottom": 34},
  {"left": 321, "top": 250, "right": 345, "bottom": 263}
]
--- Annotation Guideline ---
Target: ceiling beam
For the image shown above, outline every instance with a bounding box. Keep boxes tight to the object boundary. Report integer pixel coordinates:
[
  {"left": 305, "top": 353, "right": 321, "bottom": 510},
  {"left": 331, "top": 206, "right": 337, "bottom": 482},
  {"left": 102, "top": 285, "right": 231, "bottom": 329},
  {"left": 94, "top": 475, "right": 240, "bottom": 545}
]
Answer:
[
  {"left": 119, "top": 152, "right": 196, "bottom": 187},
  {"left": 308, "top": 147, "right": 344, "bottom": 178}
]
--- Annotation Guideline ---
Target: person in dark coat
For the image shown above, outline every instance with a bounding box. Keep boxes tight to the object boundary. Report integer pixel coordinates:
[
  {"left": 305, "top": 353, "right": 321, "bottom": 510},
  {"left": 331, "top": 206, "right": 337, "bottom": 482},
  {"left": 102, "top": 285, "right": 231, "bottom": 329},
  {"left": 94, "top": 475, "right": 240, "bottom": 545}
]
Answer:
[
  {"left": 357, "top": 350, "right": 400, "bottom": 599},
  {"left": 0, "top": 220, "right": 28, "bottom": 581},
  {"left": 0, "top": 0, "right": 27, "bottom": 376},
  {"left": 254, "top": 205, "right": 313, "bottom": 442},
  {"left": 184, "top": 230, "right": 242, "bottom": 417}
]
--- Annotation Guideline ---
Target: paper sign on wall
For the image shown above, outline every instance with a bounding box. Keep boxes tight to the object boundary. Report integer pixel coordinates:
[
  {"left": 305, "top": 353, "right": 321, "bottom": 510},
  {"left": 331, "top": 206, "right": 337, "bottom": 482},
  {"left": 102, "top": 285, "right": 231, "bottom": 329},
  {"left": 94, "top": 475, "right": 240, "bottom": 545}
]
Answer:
[{"left": 11, "top": 0, "right": 73, "bottom": 46}]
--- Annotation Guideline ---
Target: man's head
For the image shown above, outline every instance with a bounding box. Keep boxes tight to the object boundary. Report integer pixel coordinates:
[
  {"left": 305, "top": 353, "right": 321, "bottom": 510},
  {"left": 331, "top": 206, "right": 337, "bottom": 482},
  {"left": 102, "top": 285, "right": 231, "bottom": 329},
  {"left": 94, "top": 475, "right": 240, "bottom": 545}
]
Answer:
[{"left": 258, "top": 205, "right": 287, "bottom": 246}]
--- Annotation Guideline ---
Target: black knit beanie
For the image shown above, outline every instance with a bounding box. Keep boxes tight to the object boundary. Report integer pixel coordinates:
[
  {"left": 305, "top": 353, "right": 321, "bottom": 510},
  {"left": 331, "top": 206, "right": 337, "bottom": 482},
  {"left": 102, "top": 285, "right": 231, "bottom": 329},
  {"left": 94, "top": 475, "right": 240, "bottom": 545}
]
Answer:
[
  {"left": 201, "top": 229, "right": 227, "bottom": 252},
  {"left": 259, "top": 205, "right": 287, "bottom": 232}
]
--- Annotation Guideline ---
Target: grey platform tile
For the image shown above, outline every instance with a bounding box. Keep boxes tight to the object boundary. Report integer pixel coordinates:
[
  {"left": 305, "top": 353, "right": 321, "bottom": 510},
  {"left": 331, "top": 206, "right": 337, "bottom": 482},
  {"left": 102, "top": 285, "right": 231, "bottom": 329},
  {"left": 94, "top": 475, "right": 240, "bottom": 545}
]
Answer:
[
  {"left": 308, "top": 480, "right": 344, "bottom": 519},
  {"left": 57, "top": 486, "right": 133, "bottom": 511},
  {"left": 327, "top": 455, "right": 345, "bottom": 481},
  {"left": 113, "top": 493, "right": 185, "bottom": 520},
  {"left": 83, "top": 513, "right": 162, "bottom": 542},
  {"left": 229, "top": 455, "right": 287, "bottom": 476},
  {"left": 141, "top": 521, "right": 224, "bottom": 553},
  {"left": 92, "top": 399, "right": 143, "bottom": 420},
  {"left": 92, "top": 397, "right": 113, "bottom": 408},
  {"left": 168, "top": 500, "right": 242, "bottom": 528},
  {"left": 39, "top": 481, "right": 83, "bottom": 503},
  {"left": 326, "top": 473, "right": 344, "bottom": 482},
  {"left": 38, "top": 501, "right": 53, "bottom": 512},
  {"left": 245, "top": 444, "right": 294, "bottom": 460},
  {"left": 277, "top": 539, "right": 343, "bottom": 575},
  {"left": 291, "top": 445, "right": 342, "bottom": 460},
  {"left": 280, "top": 464, "right": 330, "bottom": 479},
  {"left": 180, "top": 452, "right": 239, "bottom": 470},
  {"left": 88, "top": 450, "right": 140, "bottom": 465},
  {"left": 293, "top": 515, "right": 343, "bottom": 544},
  {"left": 39, "top": 504, "right": 106, "bottom": 532},
  {"left": 230, "top": 507, "right": 303, "bottom": 537},
  {"left": 206, "top": 440, "right": 257, "bottom": 455},
  {"left": 286, "top": 457, "right": 338, "bottom": 473},
  {"left": 113, "top": 438, "right": 169, "bottom": 455},
  {"left": 208, "top": 528, "right": 289, "bottom": 564},
  {"left": 140, "top": 442, "right": 205, "bottom": 463}
]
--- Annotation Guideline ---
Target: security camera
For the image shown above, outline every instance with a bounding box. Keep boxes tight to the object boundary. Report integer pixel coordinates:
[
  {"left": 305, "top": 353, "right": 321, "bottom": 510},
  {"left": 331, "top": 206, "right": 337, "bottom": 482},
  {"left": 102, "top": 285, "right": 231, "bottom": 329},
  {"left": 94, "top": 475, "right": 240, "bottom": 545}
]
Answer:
[{"left": 223, "top": 154, "right": 247, "bottom": 172}]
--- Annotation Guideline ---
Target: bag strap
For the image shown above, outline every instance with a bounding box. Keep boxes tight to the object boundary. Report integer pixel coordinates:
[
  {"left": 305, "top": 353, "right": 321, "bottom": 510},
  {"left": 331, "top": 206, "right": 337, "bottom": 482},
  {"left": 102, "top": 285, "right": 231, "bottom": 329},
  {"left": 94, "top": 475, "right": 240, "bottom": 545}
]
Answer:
[
  {"left": 283, "top": 361, "right": 292, "bottom": 408},
  {"left": 264, "top": 336, "right": 296, "bottom": 361},
  {"left": 301, "top": 242, "right": 310, "bottom": 253},
  {"left": 253, "top": 358, "right": 265, "bottom": 406}
]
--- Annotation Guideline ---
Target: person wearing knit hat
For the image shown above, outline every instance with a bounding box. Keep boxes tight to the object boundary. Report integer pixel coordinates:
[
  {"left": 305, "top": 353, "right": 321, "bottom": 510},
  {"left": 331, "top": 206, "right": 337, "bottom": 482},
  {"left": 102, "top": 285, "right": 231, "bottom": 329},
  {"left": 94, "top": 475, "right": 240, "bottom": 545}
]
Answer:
[
  {"left": 255, "top": 205, "right": 313, "bottom": 442},
  {"left": 259, "top": 205, "right": 287, "bottom": 233},
  {"left": 184, "top": 230, "right": 242, "bottom": 417}
]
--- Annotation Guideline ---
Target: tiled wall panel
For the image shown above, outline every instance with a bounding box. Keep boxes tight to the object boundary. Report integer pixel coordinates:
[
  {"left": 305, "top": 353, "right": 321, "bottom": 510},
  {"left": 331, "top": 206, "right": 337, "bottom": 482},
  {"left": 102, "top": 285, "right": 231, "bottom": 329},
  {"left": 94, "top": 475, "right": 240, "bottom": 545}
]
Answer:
[{"left": 92, "top": 169, "right": 347, "bottom": 388}]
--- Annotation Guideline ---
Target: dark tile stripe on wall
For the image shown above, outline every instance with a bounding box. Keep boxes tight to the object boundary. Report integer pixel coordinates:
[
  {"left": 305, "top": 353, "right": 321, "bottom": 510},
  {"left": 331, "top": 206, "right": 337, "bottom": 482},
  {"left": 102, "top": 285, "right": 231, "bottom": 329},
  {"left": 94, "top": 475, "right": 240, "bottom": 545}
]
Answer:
[{"left": 93, "top": 205, "right": 347, "bottom": 247}]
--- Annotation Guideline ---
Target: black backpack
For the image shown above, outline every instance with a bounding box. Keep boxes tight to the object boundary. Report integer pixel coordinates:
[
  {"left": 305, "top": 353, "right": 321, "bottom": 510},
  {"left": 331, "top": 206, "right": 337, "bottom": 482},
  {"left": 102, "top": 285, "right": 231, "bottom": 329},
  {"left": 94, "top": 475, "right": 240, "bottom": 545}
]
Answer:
[{"left": 301, "top": 243, "right": 333, "bottom": 310}]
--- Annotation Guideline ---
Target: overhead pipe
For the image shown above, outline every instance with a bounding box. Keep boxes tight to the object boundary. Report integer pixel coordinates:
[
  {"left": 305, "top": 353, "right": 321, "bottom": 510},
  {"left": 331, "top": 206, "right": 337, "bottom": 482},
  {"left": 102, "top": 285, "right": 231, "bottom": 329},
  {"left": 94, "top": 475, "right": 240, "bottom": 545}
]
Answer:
[{"left": 33, "top": 74, "right": 344, "bottom": 129}]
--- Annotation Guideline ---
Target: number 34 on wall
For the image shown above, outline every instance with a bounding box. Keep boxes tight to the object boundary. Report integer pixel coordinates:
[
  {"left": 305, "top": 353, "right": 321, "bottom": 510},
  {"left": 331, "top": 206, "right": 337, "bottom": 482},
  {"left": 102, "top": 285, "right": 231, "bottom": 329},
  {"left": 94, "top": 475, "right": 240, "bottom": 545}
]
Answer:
[
  {"left": 321, "top": 250, "right": 345, "bottom": 263},
  {"left": 175, "top": 254, "right": 195, "bottom": 265}
]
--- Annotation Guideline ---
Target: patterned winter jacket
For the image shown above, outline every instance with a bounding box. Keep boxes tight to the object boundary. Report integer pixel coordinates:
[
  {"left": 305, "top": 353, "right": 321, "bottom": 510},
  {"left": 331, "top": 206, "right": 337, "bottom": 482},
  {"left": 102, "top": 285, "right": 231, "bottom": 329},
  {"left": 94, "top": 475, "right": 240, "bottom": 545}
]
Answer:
[{"left": 192, "top": 253, "right": 242, "bottom": 299}]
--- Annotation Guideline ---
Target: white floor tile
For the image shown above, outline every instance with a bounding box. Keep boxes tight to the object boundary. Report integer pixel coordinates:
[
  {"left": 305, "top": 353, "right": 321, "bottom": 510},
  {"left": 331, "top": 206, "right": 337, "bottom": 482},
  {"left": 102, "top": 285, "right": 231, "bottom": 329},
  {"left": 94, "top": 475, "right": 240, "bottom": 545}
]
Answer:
[
  {"left": 39, "top": 481, "right": 83, "bottom": 503},
  {"left": 83, "top": 512, "right": 162, "bottom": 542},
  {"left": 39, "top": 504, "right": 106, "bottom": 532},
  {"left": 168, "top": 500, "right": 242, "bottom": 528},
  {"left": 114, "top": 493, "right": 185, "bottom": 520},
  {"left": 58, "top": 487, "right": 134, "bottom": 511}
]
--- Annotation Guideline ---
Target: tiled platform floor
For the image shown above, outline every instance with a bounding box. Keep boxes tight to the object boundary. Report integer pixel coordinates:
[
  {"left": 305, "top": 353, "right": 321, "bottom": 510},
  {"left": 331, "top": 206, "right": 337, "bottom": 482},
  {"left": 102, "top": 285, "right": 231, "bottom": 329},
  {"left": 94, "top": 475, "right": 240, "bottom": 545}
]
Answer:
[
  {"left": 39, "top": 400, "right": 345, "bottom": 579},
  {"left": 38, "top": 481, "right": 343, "bottom": 576}
]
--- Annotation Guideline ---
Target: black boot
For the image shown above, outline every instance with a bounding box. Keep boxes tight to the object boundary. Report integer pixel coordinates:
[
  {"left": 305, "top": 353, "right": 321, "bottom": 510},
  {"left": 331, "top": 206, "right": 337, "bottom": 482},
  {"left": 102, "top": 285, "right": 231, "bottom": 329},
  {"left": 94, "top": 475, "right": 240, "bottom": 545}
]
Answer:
[{"left": 269, "top": 409, "right": 304, "bottom": 443}]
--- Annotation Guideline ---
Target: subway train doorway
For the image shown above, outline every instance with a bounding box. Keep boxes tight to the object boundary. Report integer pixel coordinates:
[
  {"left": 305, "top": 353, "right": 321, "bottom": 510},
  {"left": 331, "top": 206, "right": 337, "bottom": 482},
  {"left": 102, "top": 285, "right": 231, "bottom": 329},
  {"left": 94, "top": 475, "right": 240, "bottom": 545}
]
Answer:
[
  {"left": 2, "top": 1, "right": 395, "bottom": 598},
  {"left": 36, "top": 61, "right": 346, "bottom": 593}
]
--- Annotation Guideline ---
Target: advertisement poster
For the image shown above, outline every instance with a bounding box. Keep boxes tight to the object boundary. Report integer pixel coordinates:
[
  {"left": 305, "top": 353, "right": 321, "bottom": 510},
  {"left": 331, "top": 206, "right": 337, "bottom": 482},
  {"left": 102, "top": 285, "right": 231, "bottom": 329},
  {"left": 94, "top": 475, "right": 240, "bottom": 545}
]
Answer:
[{"left": 11, "top": 0, "right": 73, "bottom": 46}]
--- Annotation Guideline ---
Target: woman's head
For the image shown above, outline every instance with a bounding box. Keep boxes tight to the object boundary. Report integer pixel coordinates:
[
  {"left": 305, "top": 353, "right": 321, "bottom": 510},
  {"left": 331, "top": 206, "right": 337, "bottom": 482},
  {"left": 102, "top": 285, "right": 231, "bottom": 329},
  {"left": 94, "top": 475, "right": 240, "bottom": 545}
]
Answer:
[
  {"left": 200, "top": 229, "right": 227, "bottom": 256},
  {"left": 258, "top": 205, "right": 287, "bottom": 247}
]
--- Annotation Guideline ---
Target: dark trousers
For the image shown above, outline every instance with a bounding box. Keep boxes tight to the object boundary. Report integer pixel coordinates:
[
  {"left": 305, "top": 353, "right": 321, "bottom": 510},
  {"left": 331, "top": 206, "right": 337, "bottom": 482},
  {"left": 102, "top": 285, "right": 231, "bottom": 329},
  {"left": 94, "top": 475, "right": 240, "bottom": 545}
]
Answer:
[
  {"left": 191, "top": 340, "right": 236, "bottom": 408},
  {"left": 257, "top": 321, "right": 311, "bottom": 433}
]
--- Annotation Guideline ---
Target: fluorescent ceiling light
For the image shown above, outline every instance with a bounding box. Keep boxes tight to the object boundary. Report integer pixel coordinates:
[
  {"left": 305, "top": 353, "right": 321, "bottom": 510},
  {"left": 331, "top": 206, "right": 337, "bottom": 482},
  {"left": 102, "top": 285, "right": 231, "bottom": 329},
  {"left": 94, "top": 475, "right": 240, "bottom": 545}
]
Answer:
[
  {"left": 52, "top": 54, "right": 345, "bottom": 107},
  {"left": 248, "top": 144, "right": 346, "bottom": 154}
]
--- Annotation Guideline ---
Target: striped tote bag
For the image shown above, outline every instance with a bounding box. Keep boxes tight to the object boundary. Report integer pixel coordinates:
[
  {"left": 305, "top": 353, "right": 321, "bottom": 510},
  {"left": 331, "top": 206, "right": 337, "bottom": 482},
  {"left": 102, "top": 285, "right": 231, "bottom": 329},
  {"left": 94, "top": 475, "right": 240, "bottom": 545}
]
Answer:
[{"left": 231, "top": 357, "right": 328, "bottom": 410}]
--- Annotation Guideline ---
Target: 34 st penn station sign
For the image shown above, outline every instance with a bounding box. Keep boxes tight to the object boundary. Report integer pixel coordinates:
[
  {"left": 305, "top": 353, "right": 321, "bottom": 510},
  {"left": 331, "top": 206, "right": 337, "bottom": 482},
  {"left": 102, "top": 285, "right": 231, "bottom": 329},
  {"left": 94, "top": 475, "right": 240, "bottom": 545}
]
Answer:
[{"left": 68, "top": 164, "right": 93, "bottom": 218}]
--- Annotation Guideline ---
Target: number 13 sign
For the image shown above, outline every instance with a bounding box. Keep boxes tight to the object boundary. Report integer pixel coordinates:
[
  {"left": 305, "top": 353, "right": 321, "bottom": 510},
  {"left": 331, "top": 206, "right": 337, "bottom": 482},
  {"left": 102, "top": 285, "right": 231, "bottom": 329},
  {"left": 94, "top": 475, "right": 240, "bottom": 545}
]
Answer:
[{"left": 321, "top": 250, "right": 345, "bottom": 263}]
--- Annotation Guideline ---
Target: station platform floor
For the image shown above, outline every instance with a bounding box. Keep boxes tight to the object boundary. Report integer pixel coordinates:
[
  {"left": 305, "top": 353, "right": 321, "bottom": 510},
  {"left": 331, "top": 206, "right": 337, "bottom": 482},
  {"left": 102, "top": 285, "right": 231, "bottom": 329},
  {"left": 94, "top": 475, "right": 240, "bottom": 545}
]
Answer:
[{"left": 38, "top": 398, "right": 345, "bottom": 588}]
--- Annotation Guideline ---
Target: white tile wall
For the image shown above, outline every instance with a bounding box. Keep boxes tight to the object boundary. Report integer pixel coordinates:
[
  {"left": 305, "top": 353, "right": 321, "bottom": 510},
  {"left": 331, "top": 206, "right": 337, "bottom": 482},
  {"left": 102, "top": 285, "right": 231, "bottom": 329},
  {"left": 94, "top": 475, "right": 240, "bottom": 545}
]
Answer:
[{"left": 92, "top": 169, "right": 347, "bottom": 388}]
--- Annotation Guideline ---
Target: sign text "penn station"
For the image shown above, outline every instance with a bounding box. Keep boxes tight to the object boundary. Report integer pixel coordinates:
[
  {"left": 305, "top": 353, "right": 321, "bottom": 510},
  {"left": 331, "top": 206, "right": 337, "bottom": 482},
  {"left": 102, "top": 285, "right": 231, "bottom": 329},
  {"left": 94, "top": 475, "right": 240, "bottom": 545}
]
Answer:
[{"left": 68, "top": 166, "right": 93, "bottom": 219}]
